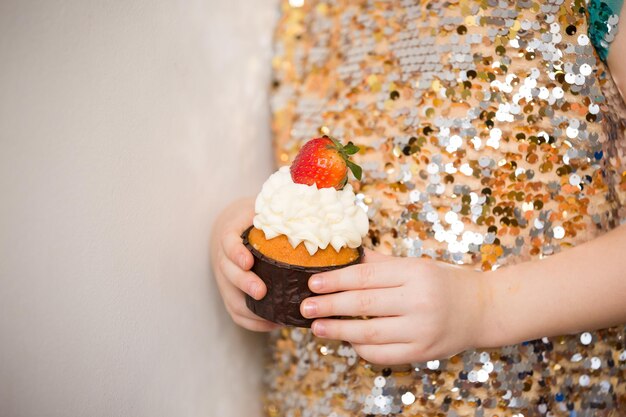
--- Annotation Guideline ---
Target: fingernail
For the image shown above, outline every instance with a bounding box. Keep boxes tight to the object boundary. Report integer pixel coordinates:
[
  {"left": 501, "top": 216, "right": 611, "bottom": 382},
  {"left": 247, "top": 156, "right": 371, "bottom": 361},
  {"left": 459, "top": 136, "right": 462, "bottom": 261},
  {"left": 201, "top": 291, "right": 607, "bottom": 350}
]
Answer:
[
  {"left": 312, "top": 321, "right": 325, "bottom": 337},
  {"left": 302, "top": 301, "right": 317, "bottom": 318},
  {"left": 309, "top": 276, "right": 323, "bottom": 291},
  {"left": 239, "top": 254, "right": 247, "bottom": 269}
]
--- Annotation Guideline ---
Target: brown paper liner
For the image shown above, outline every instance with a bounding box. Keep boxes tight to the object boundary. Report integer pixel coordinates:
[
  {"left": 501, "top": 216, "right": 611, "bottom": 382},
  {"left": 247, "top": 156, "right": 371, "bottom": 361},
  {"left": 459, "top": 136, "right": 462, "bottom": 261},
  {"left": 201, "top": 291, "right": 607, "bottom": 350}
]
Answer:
[{"left": 241, "top": 226, "right": 363, "bottom": 328}]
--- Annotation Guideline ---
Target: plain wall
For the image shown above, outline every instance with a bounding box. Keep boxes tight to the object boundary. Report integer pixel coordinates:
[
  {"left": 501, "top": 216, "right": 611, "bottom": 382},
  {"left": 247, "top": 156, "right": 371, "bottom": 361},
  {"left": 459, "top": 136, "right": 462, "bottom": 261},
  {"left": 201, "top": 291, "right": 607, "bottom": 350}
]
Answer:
[{"left": 0, "top": 1, "right": 278, "bottom": 416}]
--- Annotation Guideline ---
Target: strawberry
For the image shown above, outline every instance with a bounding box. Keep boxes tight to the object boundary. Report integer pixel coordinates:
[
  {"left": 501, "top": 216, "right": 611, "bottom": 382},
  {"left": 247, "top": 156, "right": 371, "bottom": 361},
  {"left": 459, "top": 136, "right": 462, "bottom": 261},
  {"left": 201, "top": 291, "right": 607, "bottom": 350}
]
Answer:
[{"left": 290, "top": 136, "right": 362, "bottom": 189}]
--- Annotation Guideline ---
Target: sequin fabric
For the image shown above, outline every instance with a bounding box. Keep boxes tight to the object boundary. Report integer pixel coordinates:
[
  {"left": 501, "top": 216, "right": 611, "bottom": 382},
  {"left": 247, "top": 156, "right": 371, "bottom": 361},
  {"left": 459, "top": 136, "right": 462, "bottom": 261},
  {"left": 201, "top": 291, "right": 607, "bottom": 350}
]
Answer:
[{"left": 263, "top": 0, "right": 626, "bottom": 415}]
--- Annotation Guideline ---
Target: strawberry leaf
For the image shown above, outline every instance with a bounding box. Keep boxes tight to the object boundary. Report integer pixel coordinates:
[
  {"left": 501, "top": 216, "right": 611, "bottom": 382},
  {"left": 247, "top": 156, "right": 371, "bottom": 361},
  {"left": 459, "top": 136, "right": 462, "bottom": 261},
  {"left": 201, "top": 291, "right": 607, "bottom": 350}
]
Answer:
[
  {"left": 328, "top": 136, "right": 342, "bottom": 149},
  {"left": 346, "top": 160, "right": 362, "bottom": 180},
  {"left": 343, "top": 142, "right": 360, "bottom": 155}
]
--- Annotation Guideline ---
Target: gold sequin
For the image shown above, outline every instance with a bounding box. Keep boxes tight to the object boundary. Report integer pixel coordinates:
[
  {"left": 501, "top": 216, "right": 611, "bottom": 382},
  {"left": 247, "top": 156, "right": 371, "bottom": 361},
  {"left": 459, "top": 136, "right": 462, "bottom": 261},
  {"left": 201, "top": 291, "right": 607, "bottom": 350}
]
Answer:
[{"left": 265, "top": 0, "right": 626, "bottom": 415}]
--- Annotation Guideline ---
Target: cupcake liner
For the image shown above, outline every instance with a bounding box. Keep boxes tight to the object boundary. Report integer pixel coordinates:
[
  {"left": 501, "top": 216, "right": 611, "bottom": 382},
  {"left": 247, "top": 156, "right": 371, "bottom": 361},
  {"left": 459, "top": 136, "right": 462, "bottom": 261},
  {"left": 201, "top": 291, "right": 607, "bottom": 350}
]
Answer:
[{"left": 241, "top": 226, "right": 363, "bottom": 328}]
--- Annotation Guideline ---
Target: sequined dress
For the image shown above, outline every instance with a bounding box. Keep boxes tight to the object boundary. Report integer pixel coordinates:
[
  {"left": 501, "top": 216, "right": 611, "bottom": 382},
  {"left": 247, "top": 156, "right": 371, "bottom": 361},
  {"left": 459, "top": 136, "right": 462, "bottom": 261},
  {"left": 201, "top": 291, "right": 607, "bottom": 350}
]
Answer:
[{"left": 262, "top": 0, "right": 626, "bottom": 415}]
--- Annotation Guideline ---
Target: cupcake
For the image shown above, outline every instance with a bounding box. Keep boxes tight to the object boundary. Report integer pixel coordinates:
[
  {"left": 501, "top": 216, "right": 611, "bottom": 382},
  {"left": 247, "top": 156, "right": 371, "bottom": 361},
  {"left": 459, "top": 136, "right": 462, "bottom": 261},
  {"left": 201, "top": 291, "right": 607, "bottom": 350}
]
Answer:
[{"left": 242, "top": 136, "right": 369, "bottom": 327}]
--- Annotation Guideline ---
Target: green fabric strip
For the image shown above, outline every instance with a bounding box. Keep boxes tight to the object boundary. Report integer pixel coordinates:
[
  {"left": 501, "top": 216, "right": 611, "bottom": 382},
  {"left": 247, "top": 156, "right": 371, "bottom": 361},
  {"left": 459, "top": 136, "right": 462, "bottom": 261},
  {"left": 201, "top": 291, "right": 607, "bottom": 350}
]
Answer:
[
  {"left": 604, "top": 0, "right": 623, "bottom": 14},
  {"left": 588, "top": 0, "right": 623, "bottom": 61}
]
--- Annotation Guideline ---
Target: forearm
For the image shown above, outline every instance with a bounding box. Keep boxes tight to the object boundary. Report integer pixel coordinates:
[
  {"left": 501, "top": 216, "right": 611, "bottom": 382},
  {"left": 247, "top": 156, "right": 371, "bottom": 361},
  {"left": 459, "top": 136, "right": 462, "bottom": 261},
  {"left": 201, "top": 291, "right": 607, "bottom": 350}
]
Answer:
[{"left": 479, "top": 224, "right": 626, "bottom": 348}]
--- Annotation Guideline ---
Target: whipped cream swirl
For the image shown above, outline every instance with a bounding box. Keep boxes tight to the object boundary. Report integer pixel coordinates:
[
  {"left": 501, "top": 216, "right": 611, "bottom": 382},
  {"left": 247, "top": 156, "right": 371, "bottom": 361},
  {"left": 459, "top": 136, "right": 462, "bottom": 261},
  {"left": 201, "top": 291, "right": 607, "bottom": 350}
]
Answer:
[{"left": 253, "top": 166, "right": 369, "bottom": 255}]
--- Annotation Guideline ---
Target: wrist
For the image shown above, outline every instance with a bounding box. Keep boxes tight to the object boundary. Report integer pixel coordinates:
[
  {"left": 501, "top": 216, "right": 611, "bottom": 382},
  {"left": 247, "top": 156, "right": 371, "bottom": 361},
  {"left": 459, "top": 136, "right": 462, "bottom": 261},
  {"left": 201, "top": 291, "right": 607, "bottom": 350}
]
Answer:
[
  {"left": 448, "top": 266, "right": 496, "bottom": 352},
  {"left": 469, "top": 267, "right": 511, "bottom": 350}
]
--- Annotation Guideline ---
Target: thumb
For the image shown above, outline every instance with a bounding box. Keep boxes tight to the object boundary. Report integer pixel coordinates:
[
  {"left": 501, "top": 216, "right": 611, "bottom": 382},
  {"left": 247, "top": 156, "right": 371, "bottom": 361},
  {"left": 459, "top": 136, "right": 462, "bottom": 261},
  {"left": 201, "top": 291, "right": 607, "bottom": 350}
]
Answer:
[{"left": 362, "top": 247, "right": 390, "bottom": 263}]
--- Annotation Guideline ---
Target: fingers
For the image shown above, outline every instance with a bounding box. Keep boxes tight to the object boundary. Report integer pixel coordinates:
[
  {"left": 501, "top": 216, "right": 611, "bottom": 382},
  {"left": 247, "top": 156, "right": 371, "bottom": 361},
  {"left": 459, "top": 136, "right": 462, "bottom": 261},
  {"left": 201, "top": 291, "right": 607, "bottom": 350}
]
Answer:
[
  {"left": 350, "top": 342, "right": 417, "bottom": 366},
  {"left": 218, "top": 255, "right": 267, "bottom": 300},
  {"left": 229, "top": 309, "right": 282, "bottom": 332},
  {"left": 212, "top": 202, "right": 279, "bottom": 333},
  {"left": 301, "top": 287, "right": 407, "bottom": 318},
  {"left": 221, "top": 231, "right": 253, "bottom": 271},
  {"left": 308, "top": 262, "right": 405, "bottom": 293},
  {"left": 311, "top": 316, "right": 412, "bottom": 344},
  {"left": 363, "top": 248, "right": 389, "bottom": 263},
  {"left": 218, "top": 267, "right": 280, "bottom": 330}
]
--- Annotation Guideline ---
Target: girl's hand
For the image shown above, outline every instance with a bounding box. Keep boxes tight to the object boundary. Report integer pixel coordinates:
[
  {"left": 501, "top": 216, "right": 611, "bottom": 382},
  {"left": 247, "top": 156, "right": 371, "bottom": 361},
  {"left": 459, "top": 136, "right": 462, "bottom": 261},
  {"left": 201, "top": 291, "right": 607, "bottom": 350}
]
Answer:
[
  {"left": 300, "top": 249, "right": 487, "bottom": 365},
  {"left": 210, "top": 197, "right": 282, "bottom": 332}
]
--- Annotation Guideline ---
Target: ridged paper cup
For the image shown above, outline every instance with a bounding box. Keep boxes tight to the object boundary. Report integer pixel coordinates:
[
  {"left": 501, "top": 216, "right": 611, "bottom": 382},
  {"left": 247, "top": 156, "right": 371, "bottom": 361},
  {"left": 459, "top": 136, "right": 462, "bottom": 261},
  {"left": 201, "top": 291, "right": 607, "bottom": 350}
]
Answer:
[{"left": 241, "top": 226, "right": 363, "bottom": 328}]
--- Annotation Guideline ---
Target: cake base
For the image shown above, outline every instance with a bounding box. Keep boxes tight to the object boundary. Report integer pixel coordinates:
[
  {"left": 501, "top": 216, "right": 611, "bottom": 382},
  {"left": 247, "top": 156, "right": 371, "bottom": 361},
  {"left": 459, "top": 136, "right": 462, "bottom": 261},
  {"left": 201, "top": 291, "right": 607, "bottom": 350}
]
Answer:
[
  {"left": 241, "top": 226, "right": 363, "bottom": 328},
  {"left": 248, "top": 226, "right": 360, "bottom": 267}
]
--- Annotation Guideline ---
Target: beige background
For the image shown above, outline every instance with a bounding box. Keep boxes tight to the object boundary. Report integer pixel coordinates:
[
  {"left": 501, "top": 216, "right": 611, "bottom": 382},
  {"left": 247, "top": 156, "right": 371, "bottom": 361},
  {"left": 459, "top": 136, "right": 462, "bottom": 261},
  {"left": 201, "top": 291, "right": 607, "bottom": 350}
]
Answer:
[{"left": 0, "top": 1, "right": 278, "bottom": 416}]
